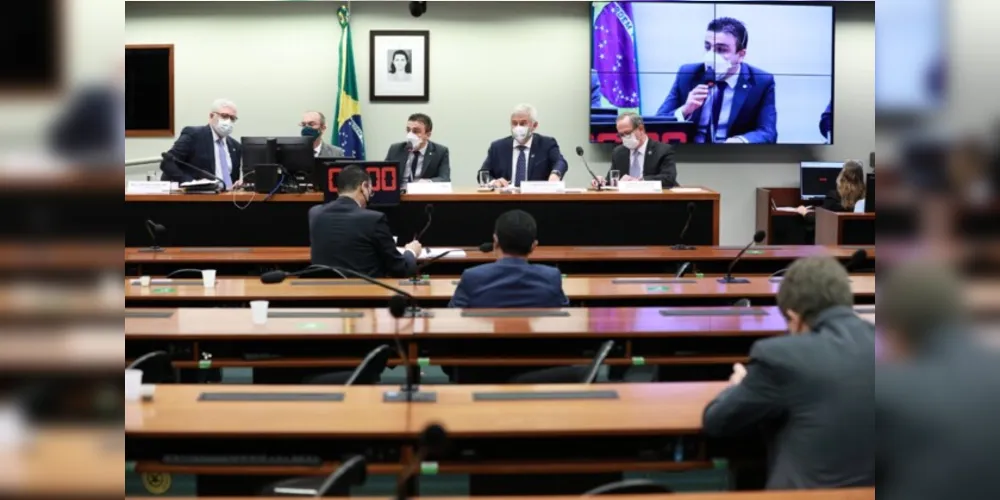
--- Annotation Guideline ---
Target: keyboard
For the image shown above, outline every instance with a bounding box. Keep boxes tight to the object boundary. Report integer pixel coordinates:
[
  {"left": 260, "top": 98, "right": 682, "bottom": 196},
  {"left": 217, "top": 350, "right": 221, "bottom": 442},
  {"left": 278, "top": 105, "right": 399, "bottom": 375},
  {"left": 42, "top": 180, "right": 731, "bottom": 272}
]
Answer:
[{"left": 162, "top": 454, "right": 323, "bottom": 466}]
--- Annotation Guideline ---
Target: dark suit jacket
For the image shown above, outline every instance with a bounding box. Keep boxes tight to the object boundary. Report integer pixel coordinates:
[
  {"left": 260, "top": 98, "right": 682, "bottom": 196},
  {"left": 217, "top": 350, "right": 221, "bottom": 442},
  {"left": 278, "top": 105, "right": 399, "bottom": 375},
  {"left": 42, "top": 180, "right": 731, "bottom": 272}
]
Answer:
[
  {"left": 308, "top": 197, "right": 417, "bottom": 278},
  {"left": 449, "top": 257, "right": 569, "bottom": 309},
  {"left": 159, "top": 125, "right": 242, "bottom": 185},
  {"left": 50, "top": 86, "right": 121, "bottom": 164},
  {"left": 703, "top": 306, "right": 875, "bottom": 490},
  {"left": 609, "top": 139, "right": 678, "bottom": 188},
  {"left": 479, "top": 134, "right": 568, "bottom": 183},
  {"left": 819, "top": 102, "right": 833, "bottom": 139},
  {"left": 877, "top": 334, "right": 1000, "bottom": 500},
  {"left": 656, "top": 63, "right": 777, "bottom": 144},
  {"left": 384, "top": 141, "right": 451, "bottom": 182}
]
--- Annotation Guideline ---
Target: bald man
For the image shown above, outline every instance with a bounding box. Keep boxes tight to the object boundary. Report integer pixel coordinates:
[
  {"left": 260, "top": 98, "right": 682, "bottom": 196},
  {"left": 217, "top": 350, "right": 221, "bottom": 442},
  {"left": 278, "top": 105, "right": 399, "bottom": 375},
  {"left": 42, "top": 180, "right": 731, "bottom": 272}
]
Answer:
[{"left": 300, "top": 111, "right": 344, "bottom": 158}]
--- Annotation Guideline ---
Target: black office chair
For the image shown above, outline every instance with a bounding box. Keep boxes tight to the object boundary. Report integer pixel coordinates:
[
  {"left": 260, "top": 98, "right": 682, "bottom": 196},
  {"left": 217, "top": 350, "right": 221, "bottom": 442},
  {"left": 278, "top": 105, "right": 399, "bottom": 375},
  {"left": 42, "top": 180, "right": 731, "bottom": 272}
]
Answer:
[
  {"left": 583, "top": 479, "right": 673, "bottom": 495},
  {"left": 509, "top": 340, "right": 615, "bottom": 384},
  {"left": 262, "top": 455, "right": 367, "bottom": 497},
  {"left": 733, "top": 298, "right": 752, "bottom": 308},
  {"left": 303, "top": 345, "right": 392, "bottom": 385},
  {"left": 126, "top": 351, "right": 176, "bottom": 384}
]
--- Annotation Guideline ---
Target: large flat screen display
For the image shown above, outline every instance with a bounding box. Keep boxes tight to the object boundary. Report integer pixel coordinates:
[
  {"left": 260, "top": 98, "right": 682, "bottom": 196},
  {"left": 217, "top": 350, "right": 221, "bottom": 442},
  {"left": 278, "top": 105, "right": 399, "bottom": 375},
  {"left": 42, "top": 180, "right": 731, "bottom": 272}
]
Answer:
[{"left": 590, "top": 1, "right": 834, "bottom": 145}]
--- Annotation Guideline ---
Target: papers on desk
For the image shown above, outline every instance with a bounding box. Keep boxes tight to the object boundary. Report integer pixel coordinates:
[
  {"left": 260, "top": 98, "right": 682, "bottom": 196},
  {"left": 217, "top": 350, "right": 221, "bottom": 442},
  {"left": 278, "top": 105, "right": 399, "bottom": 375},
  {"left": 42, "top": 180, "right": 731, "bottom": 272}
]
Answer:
[
  {"left": 397, "top": 247, "right": 466, "bottom": 259},
  {"left": 126, "top": 181, "right": 171, "bottom": 194}
]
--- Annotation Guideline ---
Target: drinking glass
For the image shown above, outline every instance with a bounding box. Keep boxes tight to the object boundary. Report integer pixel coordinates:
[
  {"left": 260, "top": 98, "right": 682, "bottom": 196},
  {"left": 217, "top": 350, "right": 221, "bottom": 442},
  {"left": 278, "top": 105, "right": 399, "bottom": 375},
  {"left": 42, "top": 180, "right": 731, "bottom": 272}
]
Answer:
[
  {"left": 477, "top": 171, "right": 492, "bottom": 188},
  {"left": 609, "top": 170, "right": 621, "bottom": 187}
]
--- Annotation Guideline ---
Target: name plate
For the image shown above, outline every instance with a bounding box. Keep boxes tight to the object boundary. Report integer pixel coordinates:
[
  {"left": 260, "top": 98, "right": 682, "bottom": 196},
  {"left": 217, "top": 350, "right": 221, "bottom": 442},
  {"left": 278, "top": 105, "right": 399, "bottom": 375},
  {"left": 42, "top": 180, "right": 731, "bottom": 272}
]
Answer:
[
  {"left": 618, "top": 181, "right": 663, "bottom": 194},
  {"left": 126, "top": 181, "right": 172, "bottom": 194},
  {"left": 519, "top": 181, "right": 565, "bottom": 194},
  {"left": 406, "top": 182, "right": 453, "bottom": 194}
]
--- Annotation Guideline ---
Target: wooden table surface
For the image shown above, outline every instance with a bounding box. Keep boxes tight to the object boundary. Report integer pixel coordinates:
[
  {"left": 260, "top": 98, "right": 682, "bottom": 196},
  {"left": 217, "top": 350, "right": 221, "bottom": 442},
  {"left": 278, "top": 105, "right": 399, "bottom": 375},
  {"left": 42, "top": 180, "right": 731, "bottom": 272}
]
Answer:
[
  {"left": 125, "top": 245, "right": 876, "bottom": 264},
  {"left": 2, "top": 428, "right": 123, "bottom": 495},
  {"left": 131, "top": 491, "right": 876, "bottom": 500},
  {"left": 125, "top": 187, "right": 721, "bottom": 203},
  {"left": 125, "top": 383, "right": 725, "bottom": 438},
  {"left": 125, "top": 306, "right": 875, "bottom": 340},
  {"left": 124, "top": 276, "right": 878, "bottom": 302}
]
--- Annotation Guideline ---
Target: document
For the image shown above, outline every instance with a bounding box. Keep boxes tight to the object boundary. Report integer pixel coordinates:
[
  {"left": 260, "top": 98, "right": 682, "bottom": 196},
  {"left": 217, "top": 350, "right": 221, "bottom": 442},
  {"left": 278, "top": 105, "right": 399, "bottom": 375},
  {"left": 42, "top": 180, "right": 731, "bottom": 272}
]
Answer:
[{"left": 398, "top": 247, "right": 466, "bottom": 259}]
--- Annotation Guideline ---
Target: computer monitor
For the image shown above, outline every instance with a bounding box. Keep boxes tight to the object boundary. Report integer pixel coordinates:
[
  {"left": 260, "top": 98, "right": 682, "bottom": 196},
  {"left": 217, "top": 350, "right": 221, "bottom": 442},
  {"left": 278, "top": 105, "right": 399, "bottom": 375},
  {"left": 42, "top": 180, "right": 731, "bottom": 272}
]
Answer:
[
  {"left": 800, "top": 162, "right": 843, "bottom": 201},
  {"left": 865, "top": 173, "right": 875, "bottom": 212},
  {"left": 242, "top": 136, "right": 315, "bottom": 177},
  {"left": 315, "top": 159, "right": 401, "bottom": 207}
]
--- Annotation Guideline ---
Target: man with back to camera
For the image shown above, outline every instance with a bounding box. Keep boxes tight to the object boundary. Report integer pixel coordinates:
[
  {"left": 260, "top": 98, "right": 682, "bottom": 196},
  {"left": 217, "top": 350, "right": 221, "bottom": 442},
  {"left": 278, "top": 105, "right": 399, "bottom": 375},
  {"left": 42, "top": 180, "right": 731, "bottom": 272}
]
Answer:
[
  {"left": 384, "top": 113, "right": 451, "bottom": 184},
  {"left": 590, "top": 112, "right": 678, "bottom": 188},
  {"left": 877, "top": 262, "right": 1000, "bottom": 500},
  {"left": 450, "top": 210, "right": 568, "bottom": 309},
  {"left": 300, "top": 111, "right": 345, "bottom": 158},
  {"left": 308, "top": 165, "right": 423, "bottom": 278},
  {"left": 655, "top": 17, "right": 777, "bottom": 144},
  {"left": 703, "top": 256, "right": 874, "bottom": 489},
  {"left": 159, "top": 99, "right": 243, "bottom": 189},
  {"left": 479, "top": 104, "right": 568, "bottom": 188}
]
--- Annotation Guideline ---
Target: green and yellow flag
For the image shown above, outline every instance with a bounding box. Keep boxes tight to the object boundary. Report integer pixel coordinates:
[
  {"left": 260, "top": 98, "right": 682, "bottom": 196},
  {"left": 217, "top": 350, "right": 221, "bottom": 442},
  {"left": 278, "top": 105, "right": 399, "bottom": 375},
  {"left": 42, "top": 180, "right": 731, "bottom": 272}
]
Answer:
[{"left": 333, "top": 5, "right": 365, "bottom": 159}]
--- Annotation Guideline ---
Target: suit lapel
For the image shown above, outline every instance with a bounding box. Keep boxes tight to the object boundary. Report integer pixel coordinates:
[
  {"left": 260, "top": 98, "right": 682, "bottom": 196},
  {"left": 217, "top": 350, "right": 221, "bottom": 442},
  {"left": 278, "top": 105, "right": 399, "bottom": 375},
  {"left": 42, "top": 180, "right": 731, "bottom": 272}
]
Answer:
[
  {"left": 728, "top": 65, "right": 753, "bottom": 128},
  {"left": 422, "top": 142, "right": 436, "bottom": 177},
  {"left": 503, "top": 140, "right": 515, "bottom": 179}
]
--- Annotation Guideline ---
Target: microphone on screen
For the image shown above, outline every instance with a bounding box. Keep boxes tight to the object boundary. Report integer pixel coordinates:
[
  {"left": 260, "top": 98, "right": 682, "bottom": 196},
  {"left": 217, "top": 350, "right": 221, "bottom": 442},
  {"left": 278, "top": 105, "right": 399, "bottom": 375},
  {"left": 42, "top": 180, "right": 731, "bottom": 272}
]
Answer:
[
  {"left": 575, "top": 146, "right": 604, "bottom": 191},
  {"left": 718, "top": 230, "right": 766, "bottom": 285},
  {"left": 671, "top": 202, "right": 697, "bottom": 251}
]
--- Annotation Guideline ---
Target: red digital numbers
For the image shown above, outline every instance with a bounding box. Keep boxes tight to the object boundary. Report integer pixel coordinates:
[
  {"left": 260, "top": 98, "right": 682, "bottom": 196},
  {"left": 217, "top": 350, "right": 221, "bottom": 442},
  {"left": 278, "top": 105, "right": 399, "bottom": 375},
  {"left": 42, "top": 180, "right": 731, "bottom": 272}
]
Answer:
[{"left": 326, "top": 166, "right": 398, "bottom": 193}]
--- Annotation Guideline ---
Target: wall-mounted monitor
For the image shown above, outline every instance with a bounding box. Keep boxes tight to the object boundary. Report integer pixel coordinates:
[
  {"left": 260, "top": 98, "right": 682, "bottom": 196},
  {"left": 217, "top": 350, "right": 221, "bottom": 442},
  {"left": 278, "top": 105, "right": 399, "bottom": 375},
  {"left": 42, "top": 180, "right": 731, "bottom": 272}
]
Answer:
[
  {"left": 590, "top": 1, "right": 834, "bottom": 145},
  {"left": 800, "top": 161, "right": 842, "bottom": 201}
]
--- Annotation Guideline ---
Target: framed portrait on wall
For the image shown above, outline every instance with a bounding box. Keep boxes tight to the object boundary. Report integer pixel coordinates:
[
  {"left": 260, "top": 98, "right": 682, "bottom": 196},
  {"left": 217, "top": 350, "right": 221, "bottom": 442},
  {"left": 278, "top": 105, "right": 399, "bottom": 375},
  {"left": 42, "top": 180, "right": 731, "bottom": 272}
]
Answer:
[{"left": 369, "top": 30, "right": 429, "bottom": 102}]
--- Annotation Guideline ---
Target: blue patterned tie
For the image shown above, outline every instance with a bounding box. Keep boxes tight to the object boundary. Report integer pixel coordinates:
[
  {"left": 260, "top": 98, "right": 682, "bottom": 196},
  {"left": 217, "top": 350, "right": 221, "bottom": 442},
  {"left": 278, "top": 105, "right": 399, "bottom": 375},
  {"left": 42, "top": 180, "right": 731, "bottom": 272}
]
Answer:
[
  {"left": 514, "top": 146, "right": 527, "bottom": 187},
  {"left": 216, "top": 139, "right": 232, "bottom": 189}
]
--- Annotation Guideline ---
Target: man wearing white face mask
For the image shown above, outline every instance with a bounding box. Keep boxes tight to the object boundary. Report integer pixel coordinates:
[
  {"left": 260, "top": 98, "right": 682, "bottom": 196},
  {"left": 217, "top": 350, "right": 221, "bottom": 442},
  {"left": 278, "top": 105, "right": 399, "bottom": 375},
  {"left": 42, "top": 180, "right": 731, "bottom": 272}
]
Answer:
[
  {"left": 591, "top": 113, "right": 678, "bottom": 188},
  {"left": 384, "top": 113, "right": 451, "bottom": 184},
  {"left": 159, "top": 99, "right": 243, "bottom": 189},
  {"left": 655, "top": 17, "right": 777, "bottom": 144},
  {"left": 479, "top": 104, "right": 568, "bottom": 188}
]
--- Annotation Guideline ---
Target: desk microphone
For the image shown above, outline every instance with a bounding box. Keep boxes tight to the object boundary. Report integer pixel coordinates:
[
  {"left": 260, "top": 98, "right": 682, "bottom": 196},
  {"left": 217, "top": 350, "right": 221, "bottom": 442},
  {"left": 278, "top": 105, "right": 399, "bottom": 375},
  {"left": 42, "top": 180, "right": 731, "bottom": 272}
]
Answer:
[
  {"left": 287, "top": 455, "right": 367, "bottom": 497},
  {"left": 386, "top": 295, "right": 436, "bottom": 403},
  {"left": 718, "top": 230, "right": 766, "bottom": 284},
  {"left": 478, "top": 242, "right": 494, "bottom": 253},
  {"left": 394, "top": 424, "right": 448, "bottom": 500},
  {"left": 161, "top": 152, "right": 228, "bottom": 189},
  {"left": 414, "top": 204, "right": 434, "bottom": 241},
  {"left": 403, "top": 250, "right": 453, "bottom": 286},
  {"left": 141, "top": 220, "right": 166, "bottom": 253},
  {"left": 575, "top": 146, "right": 604, "bottom": 190},
  {"left": 770, "top": 248, "right": 869, "bottom": 281},
  {"left": 671, "top": 203, "right": 697, "bottom": 251}
]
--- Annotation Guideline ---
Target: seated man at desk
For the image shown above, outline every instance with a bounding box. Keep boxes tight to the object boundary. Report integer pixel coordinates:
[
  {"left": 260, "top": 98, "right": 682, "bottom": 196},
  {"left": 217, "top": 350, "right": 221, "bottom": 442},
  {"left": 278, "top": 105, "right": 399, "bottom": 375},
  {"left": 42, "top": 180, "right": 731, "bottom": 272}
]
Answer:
[
  {"left": 590, "top": 112, "right": 678, "bottom": 188},
  {"left": 479, "top": 104, "right": 568, "bottom": 188},
  {"left": 384, "top": 113, "right": 451, "bottom": 184},
  {"left": 309, "top": 166, "right": 422, "bottom": 278},
  {"left": 703, "top": 256, "right": 875, "bottom": 489},
  {"left": 300, "top": 111, "right": 344, "bottom": 158},
  {"left": 160, "top": 99, "right": 243, "bottom": 189},
  {"left": 450, "top": 210, "right": 568, "bottom": 308}
]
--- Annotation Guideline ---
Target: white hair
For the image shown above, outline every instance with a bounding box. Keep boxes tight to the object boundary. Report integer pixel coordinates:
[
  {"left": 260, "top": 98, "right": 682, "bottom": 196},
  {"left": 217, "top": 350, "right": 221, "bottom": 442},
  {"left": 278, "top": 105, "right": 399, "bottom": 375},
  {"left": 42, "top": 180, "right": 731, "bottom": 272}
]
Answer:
[
  {"left": 511, "top": 103, "right": 538, "bottom": 123},
  {"left": 211, "top": 98, "right": 237, "bottom": 113}
]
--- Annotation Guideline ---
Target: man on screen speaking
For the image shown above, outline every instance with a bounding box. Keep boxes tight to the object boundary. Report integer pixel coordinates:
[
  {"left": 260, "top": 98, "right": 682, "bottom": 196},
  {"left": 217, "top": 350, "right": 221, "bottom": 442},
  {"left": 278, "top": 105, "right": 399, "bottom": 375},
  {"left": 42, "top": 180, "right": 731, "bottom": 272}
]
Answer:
[{"left": 655, "top": 17, "right": 777, "bottom": 144}]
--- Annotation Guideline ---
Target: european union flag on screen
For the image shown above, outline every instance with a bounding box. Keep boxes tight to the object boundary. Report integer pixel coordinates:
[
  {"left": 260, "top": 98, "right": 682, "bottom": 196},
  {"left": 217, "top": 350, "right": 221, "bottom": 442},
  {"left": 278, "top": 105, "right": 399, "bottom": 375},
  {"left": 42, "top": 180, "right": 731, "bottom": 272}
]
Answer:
[
  {"left": 334, "top": 5, "right": 365, "bottom": 159},
  {"left": 593, "top": 2, "right": 640, "bottom": 111}
]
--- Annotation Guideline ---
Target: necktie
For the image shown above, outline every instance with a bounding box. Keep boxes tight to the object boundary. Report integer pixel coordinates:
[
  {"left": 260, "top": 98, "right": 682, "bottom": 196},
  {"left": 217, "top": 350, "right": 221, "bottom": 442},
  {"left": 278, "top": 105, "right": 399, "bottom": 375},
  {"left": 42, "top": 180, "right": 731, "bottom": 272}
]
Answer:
[
  {"left": 514, "top": 146, "right": 527, "bottom": 187},
  {"left": 216, "top": 139, "right": 232, "bottom": 189},
  {"left": 629, "top": 150, "right": 642, "bottom": 179},
  {"left": 711, "top": 81, "right": 728, "bottom": 143},
  {"left": 407, "top": 151, "right": 421, "bottom": 182}
]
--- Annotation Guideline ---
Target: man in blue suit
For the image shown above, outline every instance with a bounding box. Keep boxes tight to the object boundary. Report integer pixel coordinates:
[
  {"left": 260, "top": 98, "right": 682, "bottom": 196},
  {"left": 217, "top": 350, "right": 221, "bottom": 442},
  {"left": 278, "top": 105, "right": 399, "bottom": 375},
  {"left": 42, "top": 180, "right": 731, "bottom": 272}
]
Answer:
[
  {"left": 450, "top": 210, "right": 568, "bottom": 309},
  {"left": 478, "top": 104, "right": 568, "bottom": 188},
  {"left": 655, "top": 17, "right": 777, "bottom": 144},
  {"left": 159, "top": 99, "right": 243, "bottom": 189}
]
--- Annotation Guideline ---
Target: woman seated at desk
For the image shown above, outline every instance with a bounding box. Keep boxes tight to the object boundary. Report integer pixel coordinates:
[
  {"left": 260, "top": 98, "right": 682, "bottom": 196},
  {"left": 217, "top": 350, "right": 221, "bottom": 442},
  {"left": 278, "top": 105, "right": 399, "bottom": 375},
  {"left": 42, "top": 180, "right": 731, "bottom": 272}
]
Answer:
[{"left": 796, "top": 159, "right": 867, "bottom": 220}]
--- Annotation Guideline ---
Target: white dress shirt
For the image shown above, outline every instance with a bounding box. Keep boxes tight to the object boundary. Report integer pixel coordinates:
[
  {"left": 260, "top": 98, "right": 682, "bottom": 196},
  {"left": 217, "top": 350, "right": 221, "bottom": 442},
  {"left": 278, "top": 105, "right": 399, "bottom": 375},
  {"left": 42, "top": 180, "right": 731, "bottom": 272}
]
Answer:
[
  {"left": 674, "top": 68, "right": 743, "bottom": 143},
  {"left": 313, "top": 142, "right": 322, "bottom": 157},
  {"left": 211, "top": 128, "right": 235, "bottom": 181},
  {"left": 511, "top": 137, "right": 533, "bottom": 180}
]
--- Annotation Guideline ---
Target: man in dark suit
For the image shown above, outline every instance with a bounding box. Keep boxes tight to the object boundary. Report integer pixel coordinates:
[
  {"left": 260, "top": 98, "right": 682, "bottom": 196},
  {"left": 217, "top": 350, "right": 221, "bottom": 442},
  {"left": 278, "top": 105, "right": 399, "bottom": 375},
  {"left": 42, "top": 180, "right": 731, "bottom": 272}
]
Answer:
[
  {"left": 590, "top": 112, "right": 678, "bottom": 188},
  {"left": 479, "top": 104, "right": 568, "bottom": 188},
  {"left": 308, "top": 165, "right": 423, "bottom": 278},
  {"left": 450, "top": 210, "right": 568, "bottom": 309},
  {"left": 877, "top": 263, "right": 1000, "bottom": 500},
  {"left": 703, "top": 256, "right": 875, "bottom": 490},
  {"left": 655, "top": 17, "right": 777, "bottom": 144},
  {"left": 159, "top": 99, "right": 242, "bottom": 189},
  {"left": 384, "top": 113, "right": 451, "bottom": 185}
]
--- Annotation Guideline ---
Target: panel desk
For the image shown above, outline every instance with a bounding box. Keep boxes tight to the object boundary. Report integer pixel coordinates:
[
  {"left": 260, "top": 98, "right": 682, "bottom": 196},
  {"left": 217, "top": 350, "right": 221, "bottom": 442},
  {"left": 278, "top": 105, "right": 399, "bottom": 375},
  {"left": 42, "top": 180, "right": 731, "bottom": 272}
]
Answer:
[
  {"left": 814, "top": 209, "right": 876, "bottom": 246},
  {"left": 125, "top": 306, "right": 876, "bottom": 382},
  {"left": 123, "top": 276, "right": 878, "bottom": 309},
  {"left": 125, "top": 245, "right": 877, "bottom": 277},
  {"left": 133, "top": 491, "right": 876, "bottom": 500},
  {"left": 124, "top": 188, "right": 721, "bottom": 248}
]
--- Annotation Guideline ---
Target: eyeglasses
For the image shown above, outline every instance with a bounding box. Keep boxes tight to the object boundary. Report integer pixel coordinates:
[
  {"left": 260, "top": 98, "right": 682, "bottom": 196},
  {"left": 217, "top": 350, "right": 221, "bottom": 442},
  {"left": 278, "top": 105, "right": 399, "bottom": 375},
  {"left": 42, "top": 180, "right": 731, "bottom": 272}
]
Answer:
[{"left": 214, "top": 112, "right": 238, "bottom": 122}]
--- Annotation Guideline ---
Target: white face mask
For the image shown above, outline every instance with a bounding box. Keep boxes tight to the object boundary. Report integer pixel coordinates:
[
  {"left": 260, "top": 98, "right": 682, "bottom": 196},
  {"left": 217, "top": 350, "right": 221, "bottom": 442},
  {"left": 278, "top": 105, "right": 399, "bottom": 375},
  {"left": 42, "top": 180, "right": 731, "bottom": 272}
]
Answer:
[
  {"left": 704, "top": 51, "right": 734, "bottom": 82},
  {"left": 405, "top": 132, "right": 422, "bottom": 149},
  {"left": 621, "top": 133, "right": 640, "bottom": 150},
  {"left": 214, "top": 118, "right": 234, "bottom": 137},
  {"left": 512, "top": 125, "right": 531, "bottom": 143}
]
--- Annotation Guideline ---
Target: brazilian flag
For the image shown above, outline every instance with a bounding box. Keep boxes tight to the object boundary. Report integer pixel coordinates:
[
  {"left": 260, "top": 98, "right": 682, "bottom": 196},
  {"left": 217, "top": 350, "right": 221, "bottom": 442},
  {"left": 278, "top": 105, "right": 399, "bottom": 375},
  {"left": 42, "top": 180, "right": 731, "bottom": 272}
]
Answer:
[{"left": 333, "top": 5, "right": 365, "bottom": 159}]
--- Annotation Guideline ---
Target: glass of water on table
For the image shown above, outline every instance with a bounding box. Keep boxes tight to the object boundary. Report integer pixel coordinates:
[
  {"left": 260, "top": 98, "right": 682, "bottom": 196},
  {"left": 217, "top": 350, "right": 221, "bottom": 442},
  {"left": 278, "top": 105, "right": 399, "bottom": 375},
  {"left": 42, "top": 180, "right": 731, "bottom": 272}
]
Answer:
[
  {"left": 608, "top": 170, "right": 621, "bottom": 188},
  {"left": 478, "top": 170, "right": 492, "bottom": 189}
]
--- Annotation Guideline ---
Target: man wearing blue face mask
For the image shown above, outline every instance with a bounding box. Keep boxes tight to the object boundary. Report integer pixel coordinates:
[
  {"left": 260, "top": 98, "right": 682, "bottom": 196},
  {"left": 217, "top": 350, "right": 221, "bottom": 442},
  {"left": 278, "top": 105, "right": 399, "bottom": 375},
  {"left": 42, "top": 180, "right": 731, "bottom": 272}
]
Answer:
[
  {"left": 384, "top": 113, "right": 451, "bottom": 184},
  {"left": 479, "top": 104, "right": 568, "bottom": 188},
  {"left": 301, "top": 111, "right": 345, "bottom": 158},
  {"left": 655, "top": 17, "right": 777, "bottom": 144},
  {"left": 159, "top": 99, "right": 243, "bottom": 189}
]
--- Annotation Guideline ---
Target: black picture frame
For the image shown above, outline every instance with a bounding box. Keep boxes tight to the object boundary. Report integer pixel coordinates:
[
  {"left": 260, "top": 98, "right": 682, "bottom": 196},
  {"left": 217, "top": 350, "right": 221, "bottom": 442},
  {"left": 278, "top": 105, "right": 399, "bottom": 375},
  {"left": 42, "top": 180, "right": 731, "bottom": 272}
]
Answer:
[{"left": 369, "top": 30, "right": 429, "bottom": 103}]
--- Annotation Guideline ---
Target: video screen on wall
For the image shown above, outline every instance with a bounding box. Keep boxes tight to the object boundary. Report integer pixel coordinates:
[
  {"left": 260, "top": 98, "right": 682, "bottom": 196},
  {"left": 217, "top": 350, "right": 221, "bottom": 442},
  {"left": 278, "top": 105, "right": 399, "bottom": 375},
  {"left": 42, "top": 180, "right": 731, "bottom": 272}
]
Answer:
[{"left": 590, "top": 1, "right": 834, "bottom": 145}]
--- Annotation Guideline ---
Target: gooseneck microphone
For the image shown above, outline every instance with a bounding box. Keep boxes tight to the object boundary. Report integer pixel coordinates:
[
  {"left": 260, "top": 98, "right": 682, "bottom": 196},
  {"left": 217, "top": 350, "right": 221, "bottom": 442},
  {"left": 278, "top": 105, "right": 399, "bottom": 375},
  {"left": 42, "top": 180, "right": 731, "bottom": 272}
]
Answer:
[
  {"left": 671, "top": 202, "right": 697, "bottom": 251},
  {"left": 414, "top": 204, "right": 434, "bottom": 241},
  {"left": 575, "top": 146, "right": 604, "bottom": 191},
  {"left": 718, "top": 230, "right": 766, "bottom": 284},
  {"left": 274, "top": 455, "right": 368, "bottom": 497},
  {"left": 141, "top": 220, "right": 166, "bottom": 253},
  {"left": 395, "top": 424, "right": 448, "bottom": 500},
  {"left": 161, "top": 152, "right": 227, "bottom": 189},
  {"left": 385, "top": 295, "right": 436, "bottom": 403},
  {"left": 403, "top": 250, "right": 453, "bottom": 286}
]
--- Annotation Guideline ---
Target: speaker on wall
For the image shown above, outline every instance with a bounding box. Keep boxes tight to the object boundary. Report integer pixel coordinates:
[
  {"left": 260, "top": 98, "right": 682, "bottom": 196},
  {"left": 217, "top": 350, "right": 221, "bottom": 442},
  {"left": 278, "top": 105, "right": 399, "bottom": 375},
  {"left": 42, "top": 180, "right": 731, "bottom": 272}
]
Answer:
[{"left": 409, "top": 1, "right": 426, "bottom": 17}]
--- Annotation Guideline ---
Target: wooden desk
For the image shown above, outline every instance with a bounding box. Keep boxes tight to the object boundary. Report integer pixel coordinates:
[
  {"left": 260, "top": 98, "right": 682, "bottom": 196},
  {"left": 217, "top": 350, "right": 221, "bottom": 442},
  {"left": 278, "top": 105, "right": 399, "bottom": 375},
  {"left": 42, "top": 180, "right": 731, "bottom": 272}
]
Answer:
[
  {"left": 755, "top": 187, "right": 810, "bottom": 245},
  {"left": 138, "top": 491, "right": 876, "bottom": 500},
  {"left": 815, "top": 209, "right": 875, "bottom": 246},
  {"left": 3, "top": 428, "right": 123, "bottom": 496},
  {"left": 124, "top": 245, "right": 878, "bottom": 277},
  {"left": 125, "top": 188, "right": 721, "bottom": 248}
]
